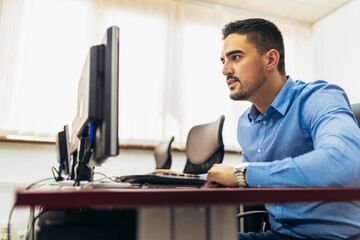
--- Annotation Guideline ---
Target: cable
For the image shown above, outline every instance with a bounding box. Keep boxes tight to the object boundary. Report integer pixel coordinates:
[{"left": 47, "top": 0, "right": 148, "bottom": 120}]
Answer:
[
  {"left": 7, "top": 204, "right": 15, "bottom": 240},
  {"left": 25, "top": 177, "right": 55, "bottom": 190},
  {"left": 82, "top": 174, "right": 119, "bottom": 188},
  {"left": 93, "top": 172, "right": 117, "bottom": 182},
  {"left": 89, "top": 122, "right": 96, "bottom": 141},
  {"left": 93, "top": 172, "right": 108, "bottom": 178},
  {"left": 51, "top": 166, "right": 63, "bottom": 181},
  {"left": 22, "top": 179, "right": 55, "bottom": 239},
  {"left": 30, "top": 209, "right": 48, "bottom": 240},
  {"left": 20, "top": 176, "right": 57, "bottom": 239},
  {"left": 25, "top": 207, "right": 34, "bottom": 240}
]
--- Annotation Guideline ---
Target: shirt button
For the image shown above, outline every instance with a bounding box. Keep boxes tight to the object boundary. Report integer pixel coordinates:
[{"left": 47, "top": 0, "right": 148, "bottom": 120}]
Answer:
[
  {"left": 257, "top": 149, "right": 261, "bottom": 153},
  {"left": 262, "top": 121, "right": 267, "bottom": 124},
  {"left": 284, "top": 223, "right": 288, "bottom": 228}
]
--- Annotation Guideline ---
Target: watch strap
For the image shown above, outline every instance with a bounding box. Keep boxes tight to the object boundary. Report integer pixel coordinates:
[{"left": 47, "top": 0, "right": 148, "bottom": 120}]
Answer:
[{"left": 234, "top": 162, "right": 249, "bottom": 187}]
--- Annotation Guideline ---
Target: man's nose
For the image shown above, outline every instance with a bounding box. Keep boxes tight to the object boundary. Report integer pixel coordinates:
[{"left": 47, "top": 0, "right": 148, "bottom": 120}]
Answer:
[{"left": 222, "top": 61, "right": 233, "bottom": 76}]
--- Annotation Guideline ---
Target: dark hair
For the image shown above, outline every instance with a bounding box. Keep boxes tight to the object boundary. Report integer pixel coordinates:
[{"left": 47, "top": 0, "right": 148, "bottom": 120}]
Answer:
[{"left": 222, "top": 18, "right": 286, "bottom": 76}]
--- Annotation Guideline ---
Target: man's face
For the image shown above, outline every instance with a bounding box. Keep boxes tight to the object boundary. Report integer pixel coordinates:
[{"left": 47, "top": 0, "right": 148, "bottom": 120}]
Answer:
[{"left": 220, "top": 34, "right": 267, "bottom": 101}]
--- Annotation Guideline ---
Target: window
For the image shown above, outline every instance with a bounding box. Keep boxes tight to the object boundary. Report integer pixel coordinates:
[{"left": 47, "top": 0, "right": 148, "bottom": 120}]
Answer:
[{"left": 0, "top": 0, "right": 312, "bottom": 150}]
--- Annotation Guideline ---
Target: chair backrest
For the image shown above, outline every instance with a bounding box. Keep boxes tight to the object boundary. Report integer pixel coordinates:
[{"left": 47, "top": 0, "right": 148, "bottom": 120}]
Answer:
[
  {"left": 183, "top": 115, "right": 225, "bottom": 174},
  {"left": 154, "top": 136, "right": 175, "bottom": 169},
  {"left": 351, "top": 103, "right": 360, "bottom": 127}
]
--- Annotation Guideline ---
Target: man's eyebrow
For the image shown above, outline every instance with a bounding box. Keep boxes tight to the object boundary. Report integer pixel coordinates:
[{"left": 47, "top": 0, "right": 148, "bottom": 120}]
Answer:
[
  {"left": 221, "top": 49, "right": 244, "bottom": 61},
  {"left": 226, "top": 49, "right": 244, "bottom": 57}
]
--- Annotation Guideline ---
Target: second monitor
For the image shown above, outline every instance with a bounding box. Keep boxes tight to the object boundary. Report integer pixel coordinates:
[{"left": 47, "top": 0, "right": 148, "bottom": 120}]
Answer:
[{"left": 70, "top": 26, "right": 120, "bottom": 182}]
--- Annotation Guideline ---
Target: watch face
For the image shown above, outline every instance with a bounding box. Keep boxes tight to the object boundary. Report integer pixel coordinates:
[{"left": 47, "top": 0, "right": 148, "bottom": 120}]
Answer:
[{"left": 236, "top": 162, "right": 248, "bottom": 171}]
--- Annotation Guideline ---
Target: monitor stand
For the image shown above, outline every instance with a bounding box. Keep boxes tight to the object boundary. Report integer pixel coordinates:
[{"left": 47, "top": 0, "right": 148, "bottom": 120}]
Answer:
[{"left": 74, "top": 130, "right": 94, "bottom": 184}]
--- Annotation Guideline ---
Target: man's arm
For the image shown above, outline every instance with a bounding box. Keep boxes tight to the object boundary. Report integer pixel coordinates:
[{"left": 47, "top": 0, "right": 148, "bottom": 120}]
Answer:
[
  {"left": 207, "top": 84, "right": 360, "bottom": 188},
  {"left": 246, "top": 87, "right": 360, "bottom": 187}
]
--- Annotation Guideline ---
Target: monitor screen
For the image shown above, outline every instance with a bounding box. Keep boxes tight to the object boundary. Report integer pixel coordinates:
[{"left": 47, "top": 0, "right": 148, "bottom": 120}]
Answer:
[
  {"left": 55, "top": 125, "right": 71, "bottom": 176},
  {"left": 71, "top": 26, "right": 119, "bottom": 182}
]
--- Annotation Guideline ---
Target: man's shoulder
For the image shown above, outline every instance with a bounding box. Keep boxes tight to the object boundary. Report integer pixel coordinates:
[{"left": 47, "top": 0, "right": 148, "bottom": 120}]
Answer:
[
  {"left": 294, "top": 79, "right": 350, "bottom": 123},
  {"left": 294, "top": 79, "right": 345, "bottom": 96},
  {"left": 290, "top": 79, "right": 347, "bottom": 111}
]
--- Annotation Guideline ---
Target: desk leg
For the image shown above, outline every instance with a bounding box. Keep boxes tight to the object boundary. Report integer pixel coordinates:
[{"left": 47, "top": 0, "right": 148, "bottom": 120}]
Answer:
[
  {"left": 208, "top": 205, "right": 238, "bottom": 240},
  {"left": 137, "top": 205, "right": 237, "bottom": 240},
  {"left": 137, "top": 207, "right": 171, "bottom": 240},
  {"left": 173, "top": 207, "right": 207, "bottom": 240}
]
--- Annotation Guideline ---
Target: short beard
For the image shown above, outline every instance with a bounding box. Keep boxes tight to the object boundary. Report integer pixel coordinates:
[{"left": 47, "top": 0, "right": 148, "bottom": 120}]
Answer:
[{"left": 230, "top": 76, "right": 266, "bottom": 101}]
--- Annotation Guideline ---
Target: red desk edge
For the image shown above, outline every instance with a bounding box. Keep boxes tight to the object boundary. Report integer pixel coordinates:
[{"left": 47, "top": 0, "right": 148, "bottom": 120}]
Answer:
[{"left": 14, "top": 186, "right": 360, "bottom": 209}]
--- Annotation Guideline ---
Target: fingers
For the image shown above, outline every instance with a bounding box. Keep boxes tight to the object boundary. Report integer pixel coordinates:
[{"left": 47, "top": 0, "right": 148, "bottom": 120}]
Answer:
[
  {"left": 153, "top": 169, "right": 170, "bottom": 173},
  {"left": 206, "top": 164, "right": 239, "bottom": 188},
  {"left": 209, "top": 163, "right": 221, "bottom": 170},
  {"left": 206, "top": 181, "right": 221, "bottom": 188},
  {"left": 153, "top": 169, "right": 187, "bottom": 176},
  {"left": 153, "top": 169, "right": 178, "bottom": 174}
]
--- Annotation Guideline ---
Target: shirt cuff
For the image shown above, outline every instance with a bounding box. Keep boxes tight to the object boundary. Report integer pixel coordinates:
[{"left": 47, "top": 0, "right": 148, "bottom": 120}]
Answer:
[{"left": 246, "top": 162, "right": 271, "bottom": 187}]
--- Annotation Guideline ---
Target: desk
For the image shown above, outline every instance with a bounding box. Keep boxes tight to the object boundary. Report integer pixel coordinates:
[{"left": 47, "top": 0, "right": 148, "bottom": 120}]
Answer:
[
  {"left": 14, "top": 187, "right": 360, "bottom": 240},
  {"left": 15, "top": 187, "right": 360, "bottom": 207}
]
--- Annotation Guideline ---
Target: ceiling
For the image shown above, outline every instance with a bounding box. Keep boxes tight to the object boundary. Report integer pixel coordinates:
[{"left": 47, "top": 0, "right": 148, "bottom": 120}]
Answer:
[{"left": 186, "top": 0, "right": 353, "bottom": 25}]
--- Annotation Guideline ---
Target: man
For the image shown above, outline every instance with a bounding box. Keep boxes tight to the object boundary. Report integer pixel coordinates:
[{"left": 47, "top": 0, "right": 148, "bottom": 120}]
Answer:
[{"left": 206, "top": 18, "right": 360, "bottom": 239}]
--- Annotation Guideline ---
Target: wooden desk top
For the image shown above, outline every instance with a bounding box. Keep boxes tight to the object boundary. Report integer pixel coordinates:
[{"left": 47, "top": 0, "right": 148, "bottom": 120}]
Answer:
[{"left": 14, "top": 186, "right": 360, "bottom": 208}]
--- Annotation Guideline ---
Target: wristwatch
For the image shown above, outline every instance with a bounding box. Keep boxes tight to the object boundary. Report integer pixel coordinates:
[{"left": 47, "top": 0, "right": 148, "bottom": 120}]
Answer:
[{"left": 234, "top": 162, "right": 249, "bottom": 187}]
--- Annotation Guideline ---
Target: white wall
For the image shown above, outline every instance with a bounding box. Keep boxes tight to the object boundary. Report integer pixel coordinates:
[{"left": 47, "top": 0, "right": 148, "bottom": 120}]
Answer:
[{"left": 313, "top": 0, "right": 360, "bottom": 104}]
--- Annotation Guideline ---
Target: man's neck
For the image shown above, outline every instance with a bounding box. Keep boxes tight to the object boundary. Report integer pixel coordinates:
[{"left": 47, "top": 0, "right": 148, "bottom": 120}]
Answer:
[{"left": 250, "top": 74, "right": 287, "bottom": 115}]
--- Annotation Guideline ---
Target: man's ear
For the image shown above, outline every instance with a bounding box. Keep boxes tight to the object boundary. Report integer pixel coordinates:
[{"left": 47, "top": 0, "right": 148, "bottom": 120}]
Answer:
[{"left": 265, "top": 49, "right": 280, "bottom": 72}]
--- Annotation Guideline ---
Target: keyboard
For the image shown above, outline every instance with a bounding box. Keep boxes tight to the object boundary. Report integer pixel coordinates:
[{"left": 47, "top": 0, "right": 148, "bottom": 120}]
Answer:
[{"left": 116, "top": 173, "right": 206, "bottom": 186}]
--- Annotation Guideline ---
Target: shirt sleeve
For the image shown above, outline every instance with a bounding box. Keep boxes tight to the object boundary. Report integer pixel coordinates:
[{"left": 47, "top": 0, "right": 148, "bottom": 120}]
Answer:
[
  {"left": 199, "top": 173, "right": 207, "bottom": 180},
  {"left": 246, "top": 84, "right": 360, "bottom": 187}
]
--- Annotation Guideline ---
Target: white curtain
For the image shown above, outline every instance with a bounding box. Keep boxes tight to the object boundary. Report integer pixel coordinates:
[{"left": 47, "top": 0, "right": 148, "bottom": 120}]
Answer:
[{"left": 0, "top": 0, "right": 312, "bottom": 150}]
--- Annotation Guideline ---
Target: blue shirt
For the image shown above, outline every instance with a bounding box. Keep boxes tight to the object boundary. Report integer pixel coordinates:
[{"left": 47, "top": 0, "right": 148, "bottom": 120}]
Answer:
[{"left": 238, "top": 76, "right": 360, "bottom": 239}]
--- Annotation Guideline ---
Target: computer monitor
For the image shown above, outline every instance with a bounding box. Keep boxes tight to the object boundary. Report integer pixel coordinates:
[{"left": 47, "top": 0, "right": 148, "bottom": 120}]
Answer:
[
  {"left": 69, "top": 118, "right": 79, "bottom": 180},
  {"left": 71, "top": 26, "right": 119, "bottom": 183},
  {"left": 92, "top": 26, "right": 119, "bottom": 165},
  {"left": 55, "top": 125, "right": 71, "bottom": 177}
]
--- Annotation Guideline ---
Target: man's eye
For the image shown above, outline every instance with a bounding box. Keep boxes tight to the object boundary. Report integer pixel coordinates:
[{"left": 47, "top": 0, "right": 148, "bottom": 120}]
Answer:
[{"left": 232, "top": 55, "right": 240, "bottom": 61}]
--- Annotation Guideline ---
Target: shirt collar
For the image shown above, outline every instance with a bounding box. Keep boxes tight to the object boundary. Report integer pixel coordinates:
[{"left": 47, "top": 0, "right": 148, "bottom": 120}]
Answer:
[
  {"left": 270, "top": 76, "right": 295, "bottom": 116},
  {"left": 248, "top": 104, "right": 260, "bottom": 122},
  {"left": 248, "top": 76, "right": 295, "bottom": 122}
]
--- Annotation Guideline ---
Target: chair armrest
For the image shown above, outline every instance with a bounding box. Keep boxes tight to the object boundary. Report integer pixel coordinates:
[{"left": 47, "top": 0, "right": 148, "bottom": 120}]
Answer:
[{"left": 237, "top": 210, "right": 268, "bottom": 218}]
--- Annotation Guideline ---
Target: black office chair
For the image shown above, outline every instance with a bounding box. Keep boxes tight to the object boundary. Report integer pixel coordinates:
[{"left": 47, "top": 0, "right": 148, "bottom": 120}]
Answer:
[
  {"left": 239, "top": 204, "right": 270, "bottom": 233},
  {"left": 238, "top": 104, "right": 360, "bottom": 235},
  {"left": 237, "top": 209, "right": 269, "bottom": 232},
  {"left": 348, "top": 235, "right": 360, "bottom": 240},
  {"left": 154, "top": 136, "right": 175, "bottom": 169},
  {"left": 351, "top": 103, "right": 360, "bottom": 127},
  {"left": 183, "top": 115, "right": 225, "bottom": 174},
  {"left": 346, "top": 104, "right": 360, "bottom": 240}
]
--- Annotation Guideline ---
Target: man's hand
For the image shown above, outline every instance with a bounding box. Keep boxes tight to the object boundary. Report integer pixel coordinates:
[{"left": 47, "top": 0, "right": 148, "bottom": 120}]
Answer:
[{"left": 206, "top": 163, "right": 238, "bottom": 188}]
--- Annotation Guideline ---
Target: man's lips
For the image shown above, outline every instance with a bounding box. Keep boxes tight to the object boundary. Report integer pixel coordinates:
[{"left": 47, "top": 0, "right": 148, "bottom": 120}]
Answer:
[{"left": 227, "top": 76, "right": 239, "bottom": 86}]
